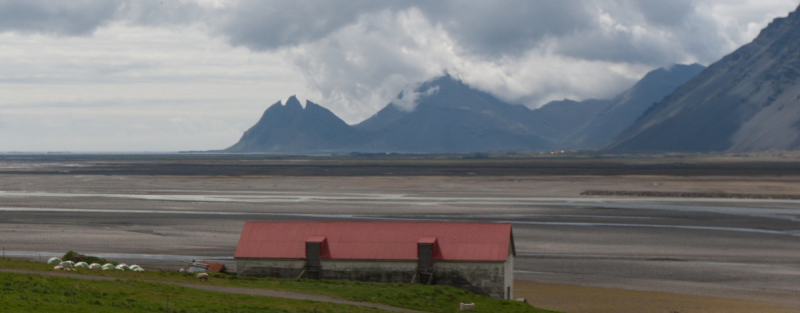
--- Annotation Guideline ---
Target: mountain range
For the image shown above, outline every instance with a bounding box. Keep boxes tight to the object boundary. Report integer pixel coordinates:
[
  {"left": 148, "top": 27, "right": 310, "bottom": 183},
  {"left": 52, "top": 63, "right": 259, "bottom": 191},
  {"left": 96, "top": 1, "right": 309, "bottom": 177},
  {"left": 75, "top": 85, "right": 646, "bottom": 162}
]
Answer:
[
  {"left": 225, "top": 65, "right": 701, "bottom": 154},
  {"left": 608, "top": 4, "right": 800, "bottom": 153}
]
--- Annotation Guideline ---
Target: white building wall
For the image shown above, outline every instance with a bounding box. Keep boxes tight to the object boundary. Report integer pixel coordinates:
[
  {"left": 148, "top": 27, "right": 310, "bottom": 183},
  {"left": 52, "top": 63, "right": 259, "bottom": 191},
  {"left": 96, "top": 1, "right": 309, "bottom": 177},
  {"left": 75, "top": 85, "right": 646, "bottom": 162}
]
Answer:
[
  {"left": 504, "top": 253, "right": 514, "bottom": 299},
  {"left": 236, "top": 258, "right": 510, "bottom": 298}
]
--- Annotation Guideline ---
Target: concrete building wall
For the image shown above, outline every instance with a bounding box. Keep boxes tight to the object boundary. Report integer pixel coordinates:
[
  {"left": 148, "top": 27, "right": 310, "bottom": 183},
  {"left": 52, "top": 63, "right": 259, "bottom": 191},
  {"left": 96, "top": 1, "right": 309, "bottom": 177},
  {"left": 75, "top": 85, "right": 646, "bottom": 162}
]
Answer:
[
  {"left": 504, "top": 254, "right": 514, "bottom": 299},
  {"left": 319, "top": 260, "right": 418, "bottom": 283},
  {"left": 434, "top": 261, "right": 506, "bottom": 299},
  {"left": 237, "top": 258, "right": 305, "bottom": 279},
  {"left": 236, "top": 258, "right": 511, "bottom": 299}
]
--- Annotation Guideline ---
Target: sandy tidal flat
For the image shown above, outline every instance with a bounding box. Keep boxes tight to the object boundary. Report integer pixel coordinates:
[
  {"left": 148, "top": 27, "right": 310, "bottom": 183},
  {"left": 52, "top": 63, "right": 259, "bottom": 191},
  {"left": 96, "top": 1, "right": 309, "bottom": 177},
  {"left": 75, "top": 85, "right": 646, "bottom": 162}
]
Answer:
[{"left": 0, "top": 156, "right": 799, "bottom": 312}]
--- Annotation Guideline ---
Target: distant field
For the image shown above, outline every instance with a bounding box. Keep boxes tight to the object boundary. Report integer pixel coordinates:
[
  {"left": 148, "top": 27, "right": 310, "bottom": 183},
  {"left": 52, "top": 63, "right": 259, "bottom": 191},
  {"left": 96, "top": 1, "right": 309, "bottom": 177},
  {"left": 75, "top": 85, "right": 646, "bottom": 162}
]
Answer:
[{"left": 0, "top": 259, "right": 550, "bottom": 313}]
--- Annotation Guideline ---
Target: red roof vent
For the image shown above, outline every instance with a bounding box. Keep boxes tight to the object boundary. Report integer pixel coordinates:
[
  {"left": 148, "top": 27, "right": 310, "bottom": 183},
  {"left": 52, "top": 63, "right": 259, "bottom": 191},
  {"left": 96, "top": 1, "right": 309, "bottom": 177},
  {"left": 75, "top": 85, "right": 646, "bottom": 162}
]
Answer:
[
  {"left": 306, "top": 236, "right": 330, "bottom": 258},
  {"left": 417, "top": 237, "right": 438, "bottom": 244},
  {"left": 417, "top": 237, "right": 442, "bottom": 259},
  {"left": 306, "top": 236, "right": 327, "bottom": 243}
]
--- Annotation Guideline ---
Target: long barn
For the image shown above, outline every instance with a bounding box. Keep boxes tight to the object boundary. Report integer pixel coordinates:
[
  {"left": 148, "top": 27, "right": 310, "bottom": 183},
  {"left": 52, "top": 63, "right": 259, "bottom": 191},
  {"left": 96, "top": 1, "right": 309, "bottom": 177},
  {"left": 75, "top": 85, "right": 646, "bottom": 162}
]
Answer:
[{"left": 234, "top": 221, "right": 515, "bottom": 299}]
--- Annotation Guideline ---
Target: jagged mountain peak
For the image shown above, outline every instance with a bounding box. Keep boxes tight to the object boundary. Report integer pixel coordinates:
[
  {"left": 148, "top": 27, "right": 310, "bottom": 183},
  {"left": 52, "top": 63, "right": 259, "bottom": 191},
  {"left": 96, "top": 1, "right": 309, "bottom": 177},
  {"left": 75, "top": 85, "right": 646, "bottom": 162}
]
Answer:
[
  {"left": 264, "top": 96, "right": 324, "bottom": 114},
  {"left": 225, "top": 96, "right": 362, "bottom": 153},
  {"left": 284, "top": 95, "right": 303, "bottom": 110}
]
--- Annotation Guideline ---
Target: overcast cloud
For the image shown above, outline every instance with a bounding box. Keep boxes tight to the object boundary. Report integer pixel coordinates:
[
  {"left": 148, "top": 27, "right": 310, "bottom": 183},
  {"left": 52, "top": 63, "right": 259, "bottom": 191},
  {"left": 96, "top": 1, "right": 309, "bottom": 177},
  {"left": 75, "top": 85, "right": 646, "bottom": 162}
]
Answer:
[{"left": 0, "top": 0, "right": 798, "bottom": 151}]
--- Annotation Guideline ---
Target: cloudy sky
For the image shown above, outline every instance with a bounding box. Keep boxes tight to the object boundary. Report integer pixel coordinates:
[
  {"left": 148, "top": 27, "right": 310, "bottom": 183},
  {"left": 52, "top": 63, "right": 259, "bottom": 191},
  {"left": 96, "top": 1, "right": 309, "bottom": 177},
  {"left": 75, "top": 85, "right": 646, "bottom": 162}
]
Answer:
[{"left": 0, "top": 0, "right": 798, "bottom": 152}]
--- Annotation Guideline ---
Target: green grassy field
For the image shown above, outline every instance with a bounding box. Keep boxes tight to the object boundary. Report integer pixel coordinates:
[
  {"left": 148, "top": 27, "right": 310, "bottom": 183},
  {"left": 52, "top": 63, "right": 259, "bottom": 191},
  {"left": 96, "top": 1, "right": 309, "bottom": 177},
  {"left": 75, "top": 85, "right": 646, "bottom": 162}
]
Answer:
[
  {"left": 0, "top": 259, "right": 557, "bottom": 313},
  {"left": 0, "top": 271, "right": 377, "bottom": 313}
]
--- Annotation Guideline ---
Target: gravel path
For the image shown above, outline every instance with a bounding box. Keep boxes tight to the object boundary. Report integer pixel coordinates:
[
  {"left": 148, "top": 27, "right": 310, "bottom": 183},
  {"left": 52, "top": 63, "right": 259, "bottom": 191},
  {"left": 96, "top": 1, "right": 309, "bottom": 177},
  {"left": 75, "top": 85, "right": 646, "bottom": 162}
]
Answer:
[{"left": 0, "top": 269, "right": 422, "bottom": 312}]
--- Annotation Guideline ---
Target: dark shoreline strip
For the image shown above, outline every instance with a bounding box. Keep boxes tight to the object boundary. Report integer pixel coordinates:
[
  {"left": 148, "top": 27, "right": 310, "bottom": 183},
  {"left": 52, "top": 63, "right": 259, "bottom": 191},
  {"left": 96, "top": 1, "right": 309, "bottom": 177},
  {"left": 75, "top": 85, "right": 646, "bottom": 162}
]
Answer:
[{"left": 581, "top": 190, "right": 800, "bottom": 200}]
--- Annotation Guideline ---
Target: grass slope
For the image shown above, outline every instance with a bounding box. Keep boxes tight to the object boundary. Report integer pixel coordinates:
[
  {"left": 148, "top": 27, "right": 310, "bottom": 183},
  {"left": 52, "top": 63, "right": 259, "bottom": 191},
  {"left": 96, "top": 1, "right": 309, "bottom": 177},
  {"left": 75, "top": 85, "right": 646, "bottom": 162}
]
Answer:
[{"left": 0, "top": 259, "right": 557, "bottom": 313}]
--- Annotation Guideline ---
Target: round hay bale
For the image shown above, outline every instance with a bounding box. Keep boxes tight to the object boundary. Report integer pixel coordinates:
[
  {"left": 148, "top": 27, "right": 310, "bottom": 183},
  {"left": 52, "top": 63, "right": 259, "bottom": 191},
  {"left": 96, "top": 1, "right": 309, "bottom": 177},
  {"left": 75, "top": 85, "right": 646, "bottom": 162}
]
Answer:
[
  {"left": 115, "top": 263, "right": 129, "bottom": 271},
  {"left": 61, "top": 261, "right": 75, "bottom": 268},
  {"left": 101, "top": 263, "right": 115, "bottom": 270},
  {"left": 47, "top": 257, "right": 62, "bottom": 265},
  {"left": 75, "top": 262, "right": 89, "bottom": 268},
  {"left": 89, "top": 263, "right": 101, "bottom": 270}
]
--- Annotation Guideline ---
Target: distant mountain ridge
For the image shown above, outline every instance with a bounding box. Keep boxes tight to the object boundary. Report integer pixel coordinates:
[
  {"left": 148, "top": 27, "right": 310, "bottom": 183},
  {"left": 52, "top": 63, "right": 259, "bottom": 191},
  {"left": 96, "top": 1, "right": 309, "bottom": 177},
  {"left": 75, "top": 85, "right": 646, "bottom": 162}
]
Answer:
[
  {"left": 607, "top": 5, "right": 800, "bottom": 152},
  {"left": 225, "top": 65, "right": 704, "bottom": 154}
]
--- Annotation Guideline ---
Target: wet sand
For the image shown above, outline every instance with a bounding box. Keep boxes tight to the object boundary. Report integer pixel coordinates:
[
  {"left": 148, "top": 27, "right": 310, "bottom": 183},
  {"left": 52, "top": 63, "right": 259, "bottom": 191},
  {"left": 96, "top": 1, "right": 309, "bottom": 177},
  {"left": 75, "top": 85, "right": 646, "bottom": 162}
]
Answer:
[{"left": 0, "top": 156, "right": 799, "bottom": 312}]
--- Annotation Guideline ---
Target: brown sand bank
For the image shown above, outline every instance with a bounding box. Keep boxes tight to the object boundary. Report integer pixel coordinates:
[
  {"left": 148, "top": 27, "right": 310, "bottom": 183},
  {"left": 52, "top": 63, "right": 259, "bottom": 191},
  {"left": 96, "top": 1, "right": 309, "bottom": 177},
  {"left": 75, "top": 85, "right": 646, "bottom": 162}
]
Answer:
[{"left": 516, "top": 281, "right": 799, "bottom": 313}]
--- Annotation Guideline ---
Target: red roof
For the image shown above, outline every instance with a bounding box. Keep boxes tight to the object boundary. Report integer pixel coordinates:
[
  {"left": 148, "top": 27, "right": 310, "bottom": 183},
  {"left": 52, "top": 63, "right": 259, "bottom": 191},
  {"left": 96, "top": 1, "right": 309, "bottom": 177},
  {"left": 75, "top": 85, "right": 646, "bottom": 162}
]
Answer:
[
  {"left": 197, "top": 260, "right": 226, "bottom": 273},
  {"left": 234, "top": 221, "right": 514, "bottom": 262}
]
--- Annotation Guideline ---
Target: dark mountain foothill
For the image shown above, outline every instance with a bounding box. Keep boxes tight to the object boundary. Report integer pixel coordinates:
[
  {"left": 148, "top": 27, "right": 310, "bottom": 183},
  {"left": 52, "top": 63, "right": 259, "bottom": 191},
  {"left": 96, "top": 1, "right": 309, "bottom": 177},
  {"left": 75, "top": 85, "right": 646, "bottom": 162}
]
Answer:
[{"left": 607, "top": 4, "right": 800, "bottom": 153}]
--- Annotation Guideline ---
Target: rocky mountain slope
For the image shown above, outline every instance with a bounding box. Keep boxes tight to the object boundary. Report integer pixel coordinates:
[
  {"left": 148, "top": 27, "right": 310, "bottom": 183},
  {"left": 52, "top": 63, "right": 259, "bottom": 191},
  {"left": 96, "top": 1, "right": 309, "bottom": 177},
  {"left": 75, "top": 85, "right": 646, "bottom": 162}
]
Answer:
[
  {"left": 564, "top": 64, "right": 705, "bottom": 148},
  {"left": 607, "top": 5, "right": 800, "bottom": 152}
]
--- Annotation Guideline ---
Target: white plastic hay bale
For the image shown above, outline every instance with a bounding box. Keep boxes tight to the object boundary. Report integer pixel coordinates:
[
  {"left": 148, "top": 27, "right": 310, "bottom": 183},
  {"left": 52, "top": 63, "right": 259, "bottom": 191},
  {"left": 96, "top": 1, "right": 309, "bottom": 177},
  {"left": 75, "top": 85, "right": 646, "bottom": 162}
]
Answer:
[
  {"left": 115, "top": 263, "right": 129, "bottom": 271},
  {"left": 129, "top": 265, "right": 142, "bottom": 270},
  {"left": 132, "top": 267, "right": 144, "bottom": 272},
  {"left": 75, "top": 262, "right": 89, "bottom": 268},
  {"left": 102, "top": 263, "right": 115, "bottom": 270},
  {"left": 88, "top": 263, "right": 101, "bottom": 270},
  {"left": 61, "top": 261, "right": 75, "bottom": 268},
  {"left": 459, "top": 303, "right": 475, "bottom": 311},
  {"left": 47, "top": 257, "right": 62, "bottom": 265}
]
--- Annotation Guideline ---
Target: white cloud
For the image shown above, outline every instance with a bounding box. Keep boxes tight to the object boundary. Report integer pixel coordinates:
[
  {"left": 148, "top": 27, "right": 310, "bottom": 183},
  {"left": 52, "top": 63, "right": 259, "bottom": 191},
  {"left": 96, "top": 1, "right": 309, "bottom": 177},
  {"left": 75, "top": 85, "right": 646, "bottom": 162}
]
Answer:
[
  {"left": 0, "top": 22, "right": 309, "bottom": 151},
  {"left": 392, "top": 84, "right": 439, "bottom": 112}
]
